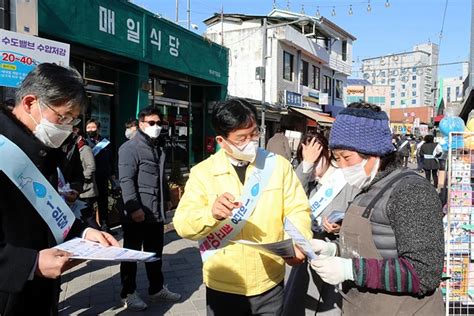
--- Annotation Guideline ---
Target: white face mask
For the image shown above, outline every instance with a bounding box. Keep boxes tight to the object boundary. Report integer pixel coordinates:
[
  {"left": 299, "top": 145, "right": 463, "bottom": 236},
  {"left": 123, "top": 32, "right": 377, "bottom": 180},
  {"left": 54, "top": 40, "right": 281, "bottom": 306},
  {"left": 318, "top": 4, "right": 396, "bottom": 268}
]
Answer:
[
  {"left": 223, "top": 139, "right": 259, "bottom": 163},
  {"left": 143, "top": 125, "right": 162, "bottom": 138},
  {"left": 125, "top": 128, "right": 137, "bottom": 139},
  {"left": 29, "top": 108, "right": 73, "bottom": 148},
  {"left": 341, "top": 158, "right": 380, "bottom": 189}
]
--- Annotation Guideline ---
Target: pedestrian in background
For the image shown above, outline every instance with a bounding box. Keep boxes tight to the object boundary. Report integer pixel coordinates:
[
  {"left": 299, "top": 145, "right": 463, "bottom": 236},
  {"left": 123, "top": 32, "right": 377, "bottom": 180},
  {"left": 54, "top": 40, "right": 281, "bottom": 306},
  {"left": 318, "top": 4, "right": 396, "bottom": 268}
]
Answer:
[
  {"left": 174, "top": 98, "right": 311, "bottom": 315},
  {"left": 310, "top": 102, "right": 444, "bottom": 315},
  {"left": 418, "top": 134, "right": 442, "bottom": 188},
  {"left": 415, "top": 136, "right": 425, "bottom": 173},
  {"left": 118, "top": 106, "right": 180, "bottom": 311},
  {"left": 396, "top": 135, "right": 410, "bottom": 167},
  {"left": 85, "top": 118, "right": 115, "bottom": 233},
  {"left": 283, "top": 132, "right": 358, "bottom": 316},
  {"left": 73, "top": 127, "right": 100, "bottom": 229},
  {"left": 125, "top": 118, "right": 139, "bottom": 140},
  {"left": 266, "top": 127, "right": 292, "bottom": 160}
]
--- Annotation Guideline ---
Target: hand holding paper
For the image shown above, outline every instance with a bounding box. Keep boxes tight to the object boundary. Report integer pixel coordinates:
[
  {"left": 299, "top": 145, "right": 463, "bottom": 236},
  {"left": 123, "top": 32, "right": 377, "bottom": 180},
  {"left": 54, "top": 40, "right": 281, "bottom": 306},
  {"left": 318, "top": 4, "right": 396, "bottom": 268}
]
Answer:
[{"left": 55, "top": 238, "right": 158, "bottom": 262}]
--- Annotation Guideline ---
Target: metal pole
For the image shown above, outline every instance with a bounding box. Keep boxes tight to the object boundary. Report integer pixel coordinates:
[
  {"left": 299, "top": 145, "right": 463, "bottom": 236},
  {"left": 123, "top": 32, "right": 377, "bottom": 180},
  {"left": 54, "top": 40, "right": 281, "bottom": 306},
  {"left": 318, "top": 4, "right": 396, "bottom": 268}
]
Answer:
[
  {"left": 260, "top": 18, "right": 267, "bottom": 148},
  {"left": 175, "top": 0, "right": 179, "bottom": 23},
  {"left": 221, "top": 6, "right": 224, "bottom": 45},
  {"left": 187, "top": 0, "right": 190, "bottom": 30}
]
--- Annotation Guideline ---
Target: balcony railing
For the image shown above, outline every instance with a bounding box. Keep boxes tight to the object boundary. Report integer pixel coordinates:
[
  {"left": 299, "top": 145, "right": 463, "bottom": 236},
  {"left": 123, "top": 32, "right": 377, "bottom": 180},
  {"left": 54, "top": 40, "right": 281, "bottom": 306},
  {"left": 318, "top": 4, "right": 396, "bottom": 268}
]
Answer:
[
  {"left": 274, "top": 25, "right": 330, "bottom": 65},
  {"left": 329, "top": 53, "right": 352, "bottom": 76}
]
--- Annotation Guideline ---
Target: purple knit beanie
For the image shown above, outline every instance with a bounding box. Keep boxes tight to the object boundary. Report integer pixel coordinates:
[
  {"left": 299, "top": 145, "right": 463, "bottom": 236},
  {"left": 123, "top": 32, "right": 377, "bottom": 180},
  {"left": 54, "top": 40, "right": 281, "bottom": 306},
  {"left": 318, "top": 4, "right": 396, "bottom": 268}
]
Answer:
[{"left": 329, "top": 107, "right": 394, "bottom": 157}]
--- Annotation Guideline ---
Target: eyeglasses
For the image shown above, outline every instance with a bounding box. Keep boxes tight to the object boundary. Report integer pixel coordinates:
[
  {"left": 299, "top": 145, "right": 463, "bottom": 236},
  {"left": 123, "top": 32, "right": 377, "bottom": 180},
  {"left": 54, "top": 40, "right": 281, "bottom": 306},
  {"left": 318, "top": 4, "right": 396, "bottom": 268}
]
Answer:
[
  {"left": 227, "top": 126, "right": 262, "bottom": 147},
  {"left": 40, "top": 101, "right": 81, "bottom": 126},
  {"left": 143, "top": 120, "right": 162, "bottom": 126}
]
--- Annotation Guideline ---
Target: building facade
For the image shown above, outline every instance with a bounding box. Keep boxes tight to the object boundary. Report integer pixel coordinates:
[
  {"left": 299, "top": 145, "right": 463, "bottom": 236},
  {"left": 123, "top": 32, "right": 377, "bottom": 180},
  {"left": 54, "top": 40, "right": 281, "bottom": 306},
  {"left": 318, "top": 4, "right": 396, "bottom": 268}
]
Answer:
[
  {"left": 203, "top": 9, "right": 355, "bottom": 139},
  {"left": 345, "top": 79, "right": 391, "bottom": 115},
  {"left": 362, "top": 43, "right": 439, "bottom": 110},
  {"left": 1, "top": 0, "right": 229, "bottom": 169}
]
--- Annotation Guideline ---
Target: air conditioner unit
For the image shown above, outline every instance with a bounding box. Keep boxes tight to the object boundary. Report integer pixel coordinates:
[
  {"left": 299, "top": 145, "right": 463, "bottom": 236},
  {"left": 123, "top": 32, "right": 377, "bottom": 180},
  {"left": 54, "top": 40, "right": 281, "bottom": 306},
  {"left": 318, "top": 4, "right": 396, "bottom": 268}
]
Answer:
[{"left": 13, "top": 0, "right": 38, "bottom": 35}]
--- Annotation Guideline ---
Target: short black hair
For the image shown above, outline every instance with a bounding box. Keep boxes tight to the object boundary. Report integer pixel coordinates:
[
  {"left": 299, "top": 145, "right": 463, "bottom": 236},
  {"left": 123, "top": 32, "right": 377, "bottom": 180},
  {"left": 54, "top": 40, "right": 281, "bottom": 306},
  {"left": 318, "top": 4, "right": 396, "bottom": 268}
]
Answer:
[
  {"left": 86, "top": 118, "right": 100, "bottom": 129},
  {"left": 15, "top": 63, "right": 87, "bottom": 111},
  {"left": 125, "top": 118, "right": 138, "bottom": 128},
  {"left": 138, "top": 106, "right": 162, "bottom": 121},
  {"left": 211, "top": 98, "right": 258, "bottom": 138},
  {"left": 424, "top": 134, "right": 434, "bottom": 143}
]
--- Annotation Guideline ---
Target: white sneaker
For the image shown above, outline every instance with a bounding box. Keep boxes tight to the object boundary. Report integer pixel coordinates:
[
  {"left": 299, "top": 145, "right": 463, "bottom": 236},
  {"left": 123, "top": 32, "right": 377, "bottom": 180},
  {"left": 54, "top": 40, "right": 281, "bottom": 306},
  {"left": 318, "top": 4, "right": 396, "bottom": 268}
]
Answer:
[
  {"left": 149, "top": 285, "right": 182, "bottom": 302},
  {"left": 122, "top": 292, "right": 148, "bottom": 311}
]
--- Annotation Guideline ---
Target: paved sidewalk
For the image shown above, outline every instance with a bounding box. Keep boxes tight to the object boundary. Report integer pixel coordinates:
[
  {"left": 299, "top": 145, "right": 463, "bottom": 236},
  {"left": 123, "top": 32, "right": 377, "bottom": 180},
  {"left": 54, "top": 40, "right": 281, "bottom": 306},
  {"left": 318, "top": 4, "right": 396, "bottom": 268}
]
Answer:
[{"left": 59, "top": 227, "right": 206, "bottom": 315}]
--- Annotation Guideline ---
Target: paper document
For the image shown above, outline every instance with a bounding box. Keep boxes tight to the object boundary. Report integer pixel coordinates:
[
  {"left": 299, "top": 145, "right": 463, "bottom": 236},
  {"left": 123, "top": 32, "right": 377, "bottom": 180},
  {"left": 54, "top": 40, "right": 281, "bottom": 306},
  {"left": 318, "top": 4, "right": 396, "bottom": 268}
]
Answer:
[
  {"left": 284, "top": 218, "right": 317, "bottom": 260},
  {"left": 55, "top": 238, "right": 159, "bottom": 262},
  {"left": 234, "top": 239, "right": 296, "bottom": 258}
]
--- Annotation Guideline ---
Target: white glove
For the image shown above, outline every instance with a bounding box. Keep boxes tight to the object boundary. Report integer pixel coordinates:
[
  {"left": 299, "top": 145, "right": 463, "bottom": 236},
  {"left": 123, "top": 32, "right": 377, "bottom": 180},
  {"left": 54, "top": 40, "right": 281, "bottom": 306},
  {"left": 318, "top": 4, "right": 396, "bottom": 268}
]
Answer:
[
  {"left": 310, "top": 256, "right": 354, "bottom": 285},
  {"left": 310, "top": 239, "right": 337, "bottom": 257}
]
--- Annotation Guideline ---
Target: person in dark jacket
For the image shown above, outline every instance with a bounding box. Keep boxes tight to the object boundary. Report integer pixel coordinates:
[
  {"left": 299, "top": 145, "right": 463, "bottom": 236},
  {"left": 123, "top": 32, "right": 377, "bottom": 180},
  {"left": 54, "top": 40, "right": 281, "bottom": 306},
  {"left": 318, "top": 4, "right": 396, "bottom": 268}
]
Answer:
[
  {"left": 310, "top": 102, "right": 444, "bottom": 315},
  {"left": 85, "top": 118, "right": 115, "bottom": 233},
  {"left": 118, "top": 106, "right": 180, "bottom": 311},
  {"left": 0, "top": 63, "right": 118, "bottom": 315},
  {"left": 396, "top": 135, "right": 410, "bottom": 167},
  {"left": 418, "top": 134, "right": 442, "bottom": 188}
]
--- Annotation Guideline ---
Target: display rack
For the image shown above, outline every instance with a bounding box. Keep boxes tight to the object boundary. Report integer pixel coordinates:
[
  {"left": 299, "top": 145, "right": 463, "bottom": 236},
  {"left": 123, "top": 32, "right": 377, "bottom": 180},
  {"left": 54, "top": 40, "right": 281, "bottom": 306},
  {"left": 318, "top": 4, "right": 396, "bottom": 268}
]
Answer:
[{"left": 444, "top": 132, "right": 474, "bottom": 315}]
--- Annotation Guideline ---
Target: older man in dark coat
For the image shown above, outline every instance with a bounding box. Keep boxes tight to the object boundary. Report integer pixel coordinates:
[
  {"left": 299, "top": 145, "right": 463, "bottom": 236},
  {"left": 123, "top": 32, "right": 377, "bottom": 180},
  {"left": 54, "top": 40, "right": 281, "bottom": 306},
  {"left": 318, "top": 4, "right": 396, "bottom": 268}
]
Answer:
[{"left": 0, "top": 63, "right": 118, "bottom": 315}]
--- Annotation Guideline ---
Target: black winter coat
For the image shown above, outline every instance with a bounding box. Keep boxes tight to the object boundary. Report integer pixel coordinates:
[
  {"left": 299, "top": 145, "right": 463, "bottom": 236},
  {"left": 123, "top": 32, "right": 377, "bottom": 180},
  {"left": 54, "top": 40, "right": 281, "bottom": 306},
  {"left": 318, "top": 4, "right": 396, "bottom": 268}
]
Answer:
[
  {"left": 118, "top": 130, "right": 170, "bottom": 223},
  {"left": 0, "top": 108, "right": 85, "bottom": 315}
]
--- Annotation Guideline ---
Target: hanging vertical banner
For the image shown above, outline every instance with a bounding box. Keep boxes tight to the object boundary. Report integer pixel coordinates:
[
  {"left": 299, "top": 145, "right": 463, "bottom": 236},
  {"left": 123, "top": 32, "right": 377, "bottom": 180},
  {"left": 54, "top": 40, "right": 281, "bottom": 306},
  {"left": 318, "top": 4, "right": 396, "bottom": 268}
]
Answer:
[{"left": 0, "top": 29, "right": 70, "bottom": 88}]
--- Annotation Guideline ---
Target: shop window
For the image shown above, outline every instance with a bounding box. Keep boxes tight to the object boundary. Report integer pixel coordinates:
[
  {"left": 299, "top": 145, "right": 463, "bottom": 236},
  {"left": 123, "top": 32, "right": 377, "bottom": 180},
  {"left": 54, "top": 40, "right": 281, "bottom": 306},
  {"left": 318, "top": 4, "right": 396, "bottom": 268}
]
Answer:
[
  {"left": 300, "top": 60, "right": 309, "bottom": 86},
  {"left": 283, "top": 51, "right": 294, "bottom": 81}
]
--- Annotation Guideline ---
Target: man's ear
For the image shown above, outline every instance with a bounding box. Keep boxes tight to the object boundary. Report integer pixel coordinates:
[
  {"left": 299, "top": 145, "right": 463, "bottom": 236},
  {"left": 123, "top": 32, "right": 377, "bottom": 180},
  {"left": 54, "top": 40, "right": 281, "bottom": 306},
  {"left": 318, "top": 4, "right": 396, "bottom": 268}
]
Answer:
[{"left": 21, "top": 95, "right": 37, "bottom": 114}]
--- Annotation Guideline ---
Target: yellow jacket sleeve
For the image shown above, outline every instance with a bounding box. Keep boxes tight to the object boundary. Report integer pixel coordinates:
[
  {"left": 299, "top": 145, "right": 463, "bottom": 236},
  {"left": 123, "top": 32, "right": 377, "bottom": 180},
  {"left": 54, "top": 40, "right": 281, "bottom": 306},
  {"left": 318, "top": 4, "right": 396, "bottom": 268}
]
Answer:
[
  {"left": 173, "top": 167, "right": 220, "bottom": 241},
  {"left": 282, "top": 159, "right": 312, "bottom": 240}
]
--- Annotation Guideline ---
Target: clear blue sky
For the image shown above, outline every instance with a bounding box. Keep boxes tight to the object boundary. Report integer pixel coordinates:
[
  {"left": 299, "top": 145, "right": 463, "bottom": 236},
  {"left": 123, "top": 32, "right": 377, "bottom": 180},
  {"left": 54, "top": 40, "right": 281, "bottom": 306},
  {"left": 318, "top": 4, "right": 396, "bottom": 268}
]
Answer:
[{"left": 131, "top": 0, "right": 471, "bottom": 79}]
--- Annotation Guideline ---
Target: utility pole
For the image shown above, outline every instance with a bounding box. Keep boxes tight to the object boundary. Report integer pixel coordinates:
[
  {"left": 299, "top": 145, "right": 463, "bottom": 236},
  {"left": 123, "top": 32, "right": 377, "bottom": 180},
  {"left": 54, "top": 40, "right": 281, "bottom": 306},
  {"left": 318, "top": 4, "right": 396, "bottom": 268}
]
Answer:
[
  {"left": 175, "top": 0, "right": 179, "bottom": 23},
  {"left": 260, "top": 18, "right": 267, "bottom": 147},
  {"left": 187, "top": 0, "right": 190, "bottom": 30},
  {"left": 220, "top": 6, "right": 224, "bottom": 45}
]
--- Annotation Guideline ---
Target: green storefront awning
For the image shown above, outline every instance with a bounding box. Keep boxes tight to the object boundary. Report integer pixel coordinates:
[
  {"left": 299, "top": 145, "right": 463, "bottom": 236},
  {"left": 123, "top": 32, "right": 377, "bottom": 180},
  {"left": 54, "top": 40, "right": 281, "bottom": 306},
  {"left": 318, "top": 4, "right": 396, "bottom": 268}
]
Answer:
[{"left": 38, "top": 0, "right": 228, "bottom": 86}]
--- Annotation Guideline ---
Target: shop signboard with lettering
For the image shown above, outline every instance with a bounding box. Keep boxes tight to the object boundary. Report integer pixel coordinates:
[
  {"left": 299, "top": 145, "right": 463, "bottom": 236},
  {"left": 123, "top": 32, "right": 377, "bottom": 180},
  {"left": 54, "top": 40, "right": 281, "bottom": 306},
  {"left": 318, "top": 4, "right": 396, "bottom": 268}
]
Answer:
[
  {"left": 0, "top": 29, "right": 69, "bottom": 88},
  {"left": 284, "top": 90, "right": 302, "bottom": 107},
  {"left": 38, "top": 0, "right": 228, "bottom": 85}
]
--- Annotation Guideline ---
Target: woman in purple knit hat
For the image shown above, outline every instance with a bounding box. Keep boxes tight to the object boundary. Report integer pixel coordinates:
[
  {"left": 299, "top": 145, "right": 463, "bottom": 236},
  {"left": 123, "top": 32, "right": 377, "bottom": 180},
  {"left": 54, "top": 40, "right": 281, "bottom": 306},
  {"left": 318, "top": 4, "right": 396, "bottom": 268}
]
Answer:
[{"left": 309, "top": 102, "right": 444, "bottom": 315}]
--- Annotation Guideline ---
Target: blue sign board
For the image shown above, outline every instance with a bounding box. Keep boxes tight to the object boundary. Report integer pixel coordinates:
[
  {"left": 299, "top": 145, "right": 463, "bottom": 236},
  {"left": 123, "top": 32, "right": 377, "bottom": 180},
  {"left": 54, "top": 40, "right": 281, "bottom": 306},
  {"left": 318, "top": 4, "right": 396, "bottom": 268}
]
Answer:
[{"left": 284, "top": 90, "right": 302, "bottom": 107}]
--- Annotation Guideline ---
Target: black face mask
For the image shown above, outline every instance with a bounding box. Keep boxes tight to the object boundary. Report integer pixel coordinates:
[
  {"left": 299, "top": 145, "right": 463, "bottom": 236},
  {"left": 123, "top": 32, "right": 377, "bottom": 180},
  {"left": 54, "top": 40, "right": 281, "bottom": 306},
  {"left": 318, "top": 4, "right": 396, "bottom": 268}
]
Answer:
[{"left": 87, "top": 131, "right": 98, "bottom": 138}]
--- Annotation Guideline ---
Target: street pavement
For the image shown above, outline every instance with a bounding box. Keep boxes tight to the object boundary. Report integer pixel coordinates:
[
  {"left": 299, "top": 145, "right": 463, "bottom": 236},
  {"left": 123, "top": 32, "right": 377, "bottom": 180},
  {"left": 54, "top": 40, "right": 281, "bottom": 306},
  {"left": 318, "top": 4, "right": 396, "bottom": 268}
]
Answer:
[{"left": 59, "top": 223, "right": 206, "bottom": 316}]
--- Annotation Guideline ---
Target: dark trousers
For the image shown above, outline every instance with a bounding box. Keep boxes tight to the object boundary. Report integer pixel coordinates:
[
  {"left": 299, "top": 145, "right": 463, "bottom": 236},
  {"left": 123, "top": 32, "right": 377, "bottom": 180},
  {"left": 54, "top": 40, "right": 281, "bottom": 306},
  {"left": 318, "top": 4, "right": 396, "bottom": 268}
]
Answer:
[
  {"left": 424, "top": 169, "right": 439, "bottom": 188},
  {"left": 120, "top": 222, "right": 164, "bottom": 297},
  {"left": 402, "top": 156, "right": 409, "bottom": 168},
  {"left": 206, "top": 282, "right": 283, "bottom": 316},
  {"left": 96, "top": 178, "right": 109, "bottom": 224},
  {"left": 80, "top": 197, "right": 100, "bottom": 230},
  {"left": 417, "top": 156, "right": 424, "bottom": 171}
]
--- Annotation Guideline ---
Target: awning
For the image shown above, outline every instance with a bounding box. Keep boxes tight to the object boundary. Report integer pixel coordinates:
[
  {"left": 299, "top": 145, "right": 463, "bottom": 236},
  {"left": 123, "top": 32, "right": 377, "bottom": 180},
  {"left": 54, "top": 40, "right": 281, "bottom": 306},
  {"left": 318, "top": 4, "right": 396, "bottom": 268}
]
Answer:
[{"left": 290, "top": 107, "right": 335, "bottom": 125}]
